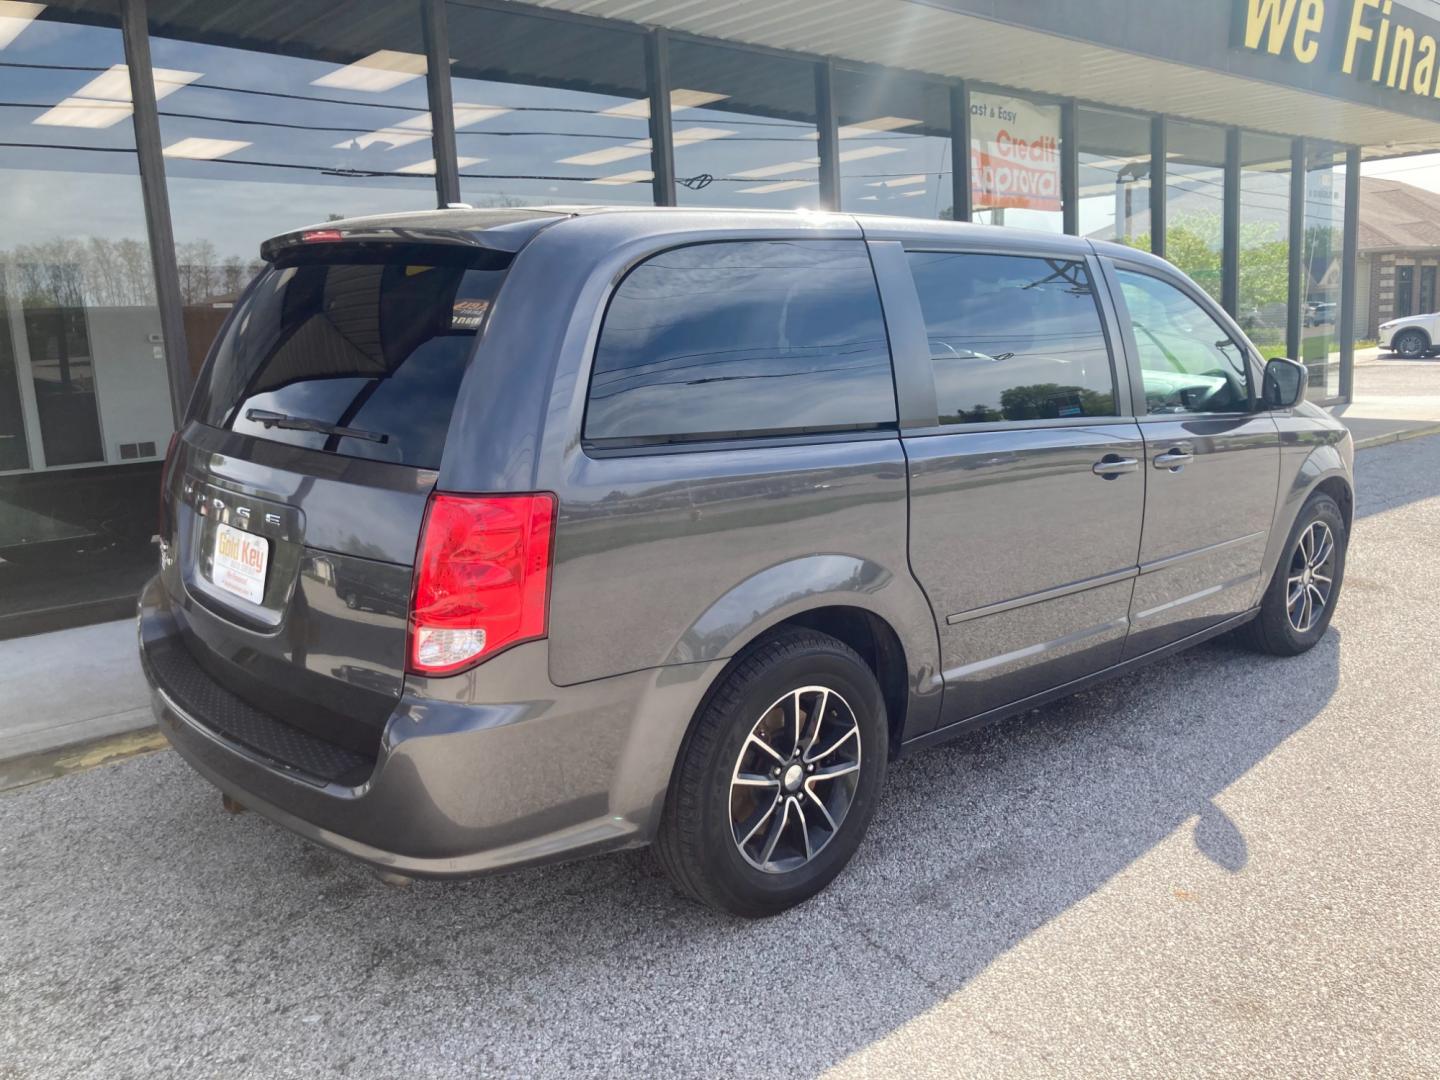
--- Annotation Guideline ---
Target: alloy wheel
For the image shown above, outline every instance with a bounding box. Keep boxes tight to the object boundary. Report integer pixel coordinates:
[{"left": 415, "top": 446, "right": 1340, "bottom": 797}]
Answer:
[
  {"left": 729, "top": 686, "right": 861, "bottom": 874},
  {"left": 1286, "top": 520, "right": 1336, "bottom": 633}
]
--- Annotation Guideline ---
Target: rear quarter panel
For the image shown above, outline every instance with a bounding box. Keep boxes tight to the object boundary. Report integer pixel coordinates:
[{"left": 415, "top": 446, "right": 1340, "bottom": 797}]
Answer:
[{"left": 547, "top": 439, "right": 931, "bottom": 683}]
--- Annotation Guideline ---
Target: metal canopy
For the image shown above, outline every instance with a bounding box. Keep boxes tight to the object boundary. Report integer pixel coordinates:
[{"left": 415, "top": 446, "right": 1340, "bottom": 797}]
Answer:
[{"left": 531, "top": 0, "right": 1440, "bottom": 158}]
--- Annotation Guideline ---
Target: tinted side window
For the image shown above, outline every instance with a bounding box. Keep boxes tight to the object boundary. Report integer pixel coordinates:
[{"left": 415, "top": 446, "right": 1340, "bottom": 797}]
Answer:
[
  {"left": 1116, "top": 269, "right": 1251, "bottom": 415},
  {"left": 907, "top": 252, "right": 1117, "bottom": 424},
  {"left": 585, "top": 240, "right": 895, "bottom": 444}
]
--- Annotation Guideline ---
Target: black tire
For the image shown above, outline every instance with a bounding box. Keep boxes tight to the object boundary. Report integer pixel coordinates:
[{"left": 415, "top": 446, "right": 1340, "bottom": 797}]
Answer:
[
  {"left": 1393, "top": 328, "right": 1429, "bottom": 359},
  {"left": 654, "top": 628, "right": 888, "bottom": 917},
  {"left": 1239, "top": 492, "right": 1347, "bottom": 656}
]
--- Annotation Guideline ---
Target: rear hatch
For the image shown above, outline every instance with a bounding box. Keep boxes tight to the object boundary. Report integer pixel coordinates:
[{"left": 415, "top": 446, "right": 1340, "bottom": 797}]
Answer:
[{"left": 160, "top": 237, "right": 512, "bottom": 761}]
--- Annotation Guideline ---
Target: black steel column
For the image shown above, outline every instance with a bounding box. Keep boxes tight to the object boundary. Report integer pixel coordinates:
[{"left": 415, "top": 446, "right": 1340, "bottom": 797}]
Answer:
[
  {"left": 1061, "top": 100, "right": 1078, "bottom": 235},
  {"left": 1222, "top": 127, "right": 1241, "bottom": 317},
  {"left": 1287, "top": 138, "right": 1307, "bottom": 361},
  {"left": 119, "top": 0, "right": 190, "bottom": 425},
  {"left": 1150, "top": 115, "right": 1166, "bottom": 258},
  {"left": 1339, "top": 145, "right": 1361, "bottom": 402},
  {"left": 422, "top": 0, "right": 460, "bottom": 207},
  {"left": 815, "top": 60, "right": 839, "bottom": 211},
  {"left": 949, "top": 82, "right": 971, "bottom": 222},
  {"left": 646, "top": 29, "right": 676, "bottom": 206}
]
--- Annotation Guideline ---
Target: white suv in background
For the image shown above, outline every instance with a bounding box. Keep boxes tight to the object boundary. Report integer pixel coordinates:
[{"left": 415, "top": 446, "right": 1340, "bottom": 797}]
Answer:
[{"left": 1379, "top": 312, "right": 1440, "bottom": 358}]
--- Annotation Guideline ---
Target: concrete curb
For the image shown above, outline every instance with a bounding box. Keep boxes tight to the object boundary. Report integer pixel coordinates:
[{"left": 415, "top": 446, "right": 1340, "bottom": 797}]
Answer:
[
  {"left": 1351, "top": 423, "right": 1440, "bottom": 451},
  {"left": 0, "top": 705, "right": 154, "bottom": 763},
  {"left": 0, "top": 728, "right": 169, "bottom": 794}
]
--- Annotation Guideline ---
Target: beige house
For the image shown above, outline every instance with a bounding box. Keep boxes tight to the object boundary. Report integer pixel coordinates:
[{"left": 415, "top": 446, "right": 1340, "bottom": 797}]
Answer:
[{"left": 1358, "top": 176, "right": 1440, "bottom": 338}]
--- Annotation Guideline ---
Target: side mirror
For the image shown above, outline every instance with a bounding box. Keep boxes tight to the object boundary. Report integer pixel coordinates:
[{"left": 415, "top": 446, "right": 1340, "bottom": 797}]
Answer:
[{"left": 1263, "top": 357, "right": 1308, "bottom": 409}]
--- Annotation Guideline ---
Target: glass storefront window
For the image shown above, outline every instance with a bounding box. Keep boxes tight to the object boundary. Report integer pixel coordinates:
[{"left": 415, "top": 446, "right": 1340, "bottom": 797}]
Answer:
[
  {"left": 0, "top": 3, "right": 170, "bottom": 631},
  {"left": 835, "top": 68, "right": 952, "bottom": 219},
  {"left": 668, "top": 39, "right": 820, "bottom": 209},
  {"left": 1077, "top": 107, "right": 1150, "bottom": 246},
  {"left": 970, "top": 88, "right": 1062, "bottom": 232},
  {"left": 447, "top": 3, "right": 654, "bottom": 208},
  {"left": 1237, "top": 133, "right": 1292, "bottom": 361},
  {"left": 1164, "top": 120, "right": 1227, "bottom": 302},
  {"left": 1302, "top": 145, "right": 1346, "bottom": 400},
  {"left": 148, "top": 1, "right": 441, "bottom": 381}
]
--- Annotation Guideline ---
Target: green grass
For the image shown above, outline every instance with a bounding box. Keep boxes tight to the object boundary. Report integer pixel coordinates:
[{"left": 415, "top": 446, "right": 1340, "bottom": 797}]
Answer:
[{"left": 1257, "top": 339, "right": 1376, "bottom": 361}]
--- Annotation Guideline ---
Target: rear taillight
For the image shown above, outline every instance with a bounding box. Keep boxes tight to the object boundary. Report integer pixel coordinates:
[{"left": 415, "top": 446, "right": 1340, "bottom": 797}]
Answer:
[
  {"left": 407, "top": 492, "right": 555, "bottom": 676},
  {"left": 158, "top": 429, "right": 181, "bottom": 533}
]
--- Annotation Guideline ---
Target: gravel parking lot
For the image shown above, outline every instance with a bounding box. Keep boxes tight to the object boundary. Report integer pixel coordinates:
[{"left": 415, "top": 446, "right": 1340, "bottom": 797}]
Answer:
[{"left": 2, "top": 437, "right": 1438, "bottom": 1079}]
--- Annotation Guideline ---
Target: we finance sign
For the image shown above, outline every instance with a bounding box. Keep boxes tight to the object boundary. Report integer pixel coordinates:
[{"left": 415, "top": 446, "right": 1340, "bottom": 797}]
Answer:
[
  {"left": 1235, "top": 0, "right": 1440, "bottom": 102},
  {"left": 970, "top": 92, "right": 1061, "bottom": 212}
]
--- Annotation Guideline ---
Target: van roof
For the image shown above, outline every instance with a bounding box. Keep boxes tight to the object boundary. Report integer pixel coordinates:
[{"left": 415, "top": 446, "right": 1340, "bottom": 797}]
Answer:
[{"left": 261, "top": 204, "right": 1173, "bottom": 275}]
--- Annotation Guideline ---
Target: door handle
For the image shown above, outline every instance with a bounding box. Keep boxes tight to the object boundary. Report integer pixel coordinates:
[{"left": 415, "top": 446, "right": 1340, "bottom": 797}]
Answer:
[
  {"left": 1092, "top": 455, "right": 1140, "bottom": 478},
  {"left": 1153, "top": 447, "right": 1194, "bottom": 471}
]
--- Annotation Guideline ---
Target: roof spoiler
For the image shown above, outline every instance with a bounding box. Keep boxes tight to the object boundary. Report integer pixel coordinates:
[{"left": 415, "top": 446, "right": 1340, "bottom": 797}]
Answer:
[{"left": 259, "top": 214, "right": 565, "bottom": 261}]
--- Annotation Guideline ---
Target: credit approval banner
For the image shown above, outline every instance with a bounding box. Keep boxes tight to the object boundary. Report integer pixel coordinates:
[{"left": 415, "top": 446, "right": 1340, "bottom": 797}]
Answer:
[{"left": 970, "top": 92, "right": 1061, "bottom": 212}]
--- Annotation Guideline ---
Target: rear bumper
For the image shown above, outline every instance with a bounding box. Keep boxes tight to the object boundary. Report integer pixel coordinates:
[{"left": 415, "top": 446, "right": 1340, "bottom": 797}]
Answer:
[{"left": 138, "top": 576, "right": 723, "bottom": 877}]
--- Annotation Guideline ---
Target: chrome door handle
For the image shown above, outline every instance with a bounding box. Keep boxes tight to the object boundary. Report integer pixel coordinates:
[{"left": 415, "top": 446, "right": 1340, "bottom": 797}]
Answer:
[
  {"left": 1153, "top": 448, "right": 1194, "bottom": 471},
  {"left": 1092, "top": 455, "right": 1140, "bottom": 478}
]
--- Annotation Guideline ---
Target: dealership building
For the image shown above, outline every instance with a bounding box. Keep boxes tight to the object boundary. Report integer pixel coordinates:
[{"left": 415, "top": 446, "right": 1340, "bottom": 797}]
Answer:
[{"left": 3, "top": 0, "right": 1440, "bottom": 638}]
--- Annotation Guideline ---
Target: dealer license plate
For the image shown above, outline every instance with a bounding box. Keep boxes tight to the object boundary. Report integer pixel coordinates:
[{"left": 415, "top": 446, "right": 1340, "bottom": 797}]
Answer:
[{"left": 211, "top": 522, "right": 269, "bottom": 604}]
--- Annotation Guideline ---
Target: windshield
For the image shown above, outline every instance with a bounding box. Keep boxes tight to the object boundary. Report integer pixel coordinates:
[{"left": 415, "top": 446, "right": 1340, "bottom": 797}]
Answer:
[{"left": 196, "top": 245, "right": 510, "bottom": 468}]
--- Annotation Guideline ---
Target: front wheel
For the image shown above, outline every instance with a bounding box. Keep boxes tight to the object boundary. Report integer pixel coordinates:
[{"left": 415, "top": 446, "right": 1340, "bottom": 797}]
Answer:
[
  {"left": 1239, "top": 492, "right": 1347, "bottom": 656},
  {"left": 1393, "top": 329, "right": 1429, "bottom": 359},
  {"left": 654, "top": 628, "right": 888, "bottom": 917}
]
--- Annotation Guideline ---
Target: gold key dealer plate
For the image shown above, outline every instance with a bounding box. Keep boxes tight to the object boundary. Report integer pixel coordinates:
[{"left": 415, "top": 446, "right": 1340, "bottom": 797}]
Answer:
[{"left": 210, "top": 522, "right": 269, "bottom": 605}]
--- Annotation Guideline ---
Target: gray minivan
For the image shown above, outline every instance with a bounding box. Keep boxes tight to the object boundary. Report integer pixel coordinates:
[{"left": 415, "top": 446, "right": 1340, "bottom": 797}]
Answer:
[{"left": 139, "top": 207, "right": 1352, "bottom": 916}]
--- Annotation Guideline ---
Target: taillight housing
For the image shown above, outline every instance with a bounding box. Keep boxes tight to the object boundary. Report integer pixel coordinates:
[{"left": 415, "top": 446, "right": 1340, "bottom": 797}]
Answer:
[{"left": 407, "top": 492, "right": 556, "bottom": 676}]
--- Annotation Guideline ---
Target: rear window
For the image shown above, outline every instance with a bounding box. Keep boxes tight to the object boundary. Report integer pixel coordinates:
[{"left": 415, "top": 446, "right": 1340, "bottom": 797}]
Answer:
[
  {"left": 584, "top": 239, "right": 896, "bottom": 446},
  {"left": 198, "top": 245, "right": 509, "bottom": 468}
]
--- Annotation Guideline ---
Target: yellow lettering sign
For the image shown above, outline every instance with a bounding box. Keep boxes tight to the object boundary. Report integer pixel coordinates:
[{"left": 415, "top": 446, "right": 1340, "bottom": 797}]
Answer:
[
  {"left": 1416, "top": 34, "right": 1437, "bottom": 94},
  {"left": 1294, "top": 0, "right": 1324, "bottom": 61},
  {"left": 1390, "top": 24, "right": 1416, "bottom": 87},
  {"left": 1240, "top": 0, "right": 1440, "bottom": 104},
  {"left": 1245, "top": 0, "right": 1301, "bottom": 53},
  {"left": 1343, "top": 0, "right": 1379, "bottom": 74}
]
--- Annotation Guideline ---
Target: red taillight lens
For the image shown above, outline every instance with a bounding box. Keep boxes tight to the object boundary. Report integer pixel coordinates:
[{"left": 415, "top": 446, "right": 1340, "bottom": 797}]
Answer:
[
  {"left": 301, "top": 229, "right": 344, "bottom": 243},
  {"left": 407, "top": 492, "right": 555, "bottom": 676}
]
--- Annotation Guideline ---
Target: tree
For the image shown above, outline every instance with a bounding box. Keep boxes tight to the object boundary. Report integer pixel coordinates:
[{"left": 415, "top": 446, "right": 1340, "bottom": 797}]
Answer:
[{"left": 1125, "top": 212, "right": 1292, "bottom": 345}]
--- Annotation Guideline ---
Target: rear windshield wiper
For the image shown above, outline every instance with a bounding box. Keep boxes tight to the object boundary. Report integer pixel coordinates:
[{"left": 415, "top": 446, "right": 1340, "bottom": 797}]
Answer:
[{"left": 244, "top": 408, "right": 389, "bottom": 444}]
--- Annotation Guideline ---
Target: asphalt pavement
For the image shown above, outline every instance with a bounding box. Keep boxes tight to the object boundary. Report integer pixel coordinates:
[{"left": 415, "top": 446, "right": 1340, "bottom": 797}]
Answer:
[{"left": 2, "top": 437, "right": 1438, "bottom": 1079}]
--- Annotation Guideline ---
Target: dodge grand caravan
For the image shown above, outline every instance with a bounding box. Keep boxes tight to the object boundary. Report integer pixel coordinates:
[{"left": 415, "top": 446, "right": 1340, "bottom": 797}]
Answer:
[{"left": 140, "top": 207, "right": 1353, "bottom": 916}]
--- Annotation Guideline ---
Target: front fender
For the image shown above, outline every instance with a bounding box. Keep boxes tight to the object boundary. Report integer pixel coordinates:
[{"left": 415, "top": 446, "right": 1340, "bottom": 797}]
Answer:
[
  {"left": 663, "top": 552, "right": 943, "bottom": 733},
  {"left": 1258, "top": 417, "right": 1354, "bottom": 601}
]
